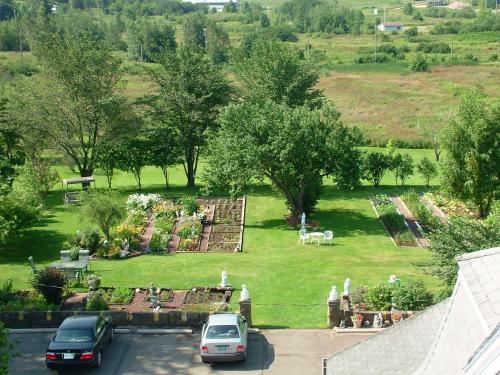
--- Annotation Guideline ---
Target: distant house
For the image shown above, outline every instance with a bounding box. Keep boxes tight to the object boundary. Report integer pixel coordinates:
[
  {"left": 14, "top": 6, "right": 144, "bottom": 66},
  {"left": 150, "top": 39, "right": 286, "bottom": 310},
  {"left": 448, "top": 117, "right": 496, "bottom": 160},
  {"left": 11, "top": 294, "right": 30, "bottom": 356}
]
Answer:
[
  {"left": 325, "top": 246, "right": 500, "bottom": 375},
  {"left": 377, "top": 22, "right": 404, "bottom": 31},
  {"left": 182, "top": 0, "right": 238, "bottom": 12}
]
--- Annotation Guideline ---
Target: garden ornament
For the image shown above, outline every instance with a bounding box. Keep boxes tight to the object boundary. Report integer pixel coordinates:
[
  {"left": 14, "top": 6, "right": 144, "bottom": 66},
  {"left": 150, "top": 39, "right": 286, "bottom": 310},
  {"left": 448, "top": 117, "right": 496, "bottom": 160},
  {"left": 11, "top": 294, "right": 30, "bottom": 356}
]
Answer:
[
  {"left": 328, "top": 286, "right": 338, "bottom": 301},
  {"left": 339, "top": 319, "right": 346, "bottom": 329},
  {"left": 343, "top": 278, "right": 351, "bottom": 296},
  {"left": 301, "top": 213, "right": 306, "bottom": 229},
  {"left": 373, "top": 313, "right": 383, "bottom": 328},
  {"left": 240, "top": 284, "right": 250, "bottom": 301},
  {"left": 220, "top": 271, "right": 231, "bottom": 288}
]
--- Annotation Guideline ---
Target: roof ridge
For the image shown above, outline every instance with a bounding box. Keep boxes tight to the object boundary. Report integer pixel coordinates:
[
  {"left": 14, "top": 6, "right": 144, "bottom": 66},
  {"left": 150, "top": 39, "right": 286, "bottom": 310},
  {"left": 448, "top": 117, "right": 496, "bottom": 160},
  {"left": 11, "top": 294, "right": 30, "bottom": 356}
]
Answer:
[{"left": 456, "top": 247, "right": 500, "bottom": 263}]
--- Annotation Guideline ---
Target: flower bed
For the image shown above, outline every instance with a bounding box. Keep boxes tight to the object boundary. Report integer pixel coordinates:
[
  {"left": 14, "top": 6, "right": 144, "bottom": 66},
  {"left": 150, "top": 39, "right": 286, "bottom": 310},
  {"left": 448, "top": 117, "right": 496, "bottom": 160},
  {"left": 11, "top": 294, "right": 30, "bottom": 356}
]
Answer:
[
  {"left": 183, "top": 287, "right": 230, "bottom": 304},
  {"left": 401, "top": 190, "right": 441, "bottom": 233},
  {"left": 145, "top": 289, "right": 174, "bottom": 303},
  {"left": 424, "top": 192, "right": 477, "bottom": 218},
  {"left": 371, "top": 194, "right": 417, "bottom": 247}
]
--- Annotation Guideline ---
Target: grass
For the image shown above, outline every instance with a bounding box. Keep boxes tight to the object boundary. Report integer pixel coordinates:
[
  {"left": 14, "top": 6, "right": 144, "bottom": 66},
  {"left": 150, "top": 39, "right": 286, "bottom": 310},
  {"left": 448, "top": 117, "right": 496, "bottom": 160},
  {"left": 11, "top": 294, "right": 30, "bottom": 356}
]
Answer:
[{"left": 0, "top": 149, "right": 440, "bottom": 328}]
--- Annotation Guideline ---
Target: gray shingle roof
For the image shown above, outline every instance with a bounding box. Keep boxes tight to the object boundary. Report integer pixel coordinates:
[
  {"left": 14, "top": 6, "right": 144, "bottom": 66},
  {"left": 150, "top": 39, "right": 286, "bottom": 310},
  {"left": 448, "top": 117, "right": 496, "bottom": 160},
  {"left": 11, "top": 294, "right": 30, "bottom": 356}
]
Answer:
[
  {"left": 456, "top": 247, "right": 500, "bottom": 330},
  {"left": 326, "top": 299, "right": 450, "bottom": 375}
]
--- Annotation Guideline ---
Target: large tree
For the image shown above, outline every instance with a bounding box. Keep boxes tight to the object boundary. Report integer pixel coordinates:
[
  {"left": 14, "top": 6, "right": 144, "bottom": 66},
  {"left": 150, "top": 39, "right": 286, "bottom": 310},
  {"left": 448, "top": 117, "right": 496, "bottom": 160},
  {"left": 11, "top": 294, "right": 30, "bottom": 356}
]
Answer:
[
  {"left": 147, "top": 45, "right": 230, "bottom": 187},
  {"left": 203, "top": 101, "right": 358, "bottom": 215},
  {"left": 440, "top": 90, "right": 499, "bottom": 217},
  {"left": 237, "top": 39, "right": 324, "bottom": 109},
  {"left": 11, "top": 33, "right": 133, "bottom": 179}
]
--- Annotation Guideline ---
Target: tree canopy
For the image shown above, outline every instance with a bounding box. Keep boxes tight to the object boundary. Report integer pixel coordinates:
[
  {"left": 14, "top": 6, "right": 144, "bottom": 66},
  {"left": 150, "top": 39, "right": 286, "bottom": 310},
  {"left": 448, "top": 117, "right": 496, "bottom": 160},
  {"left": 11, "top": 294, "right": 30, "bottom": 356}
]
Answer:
[
  {"left": 203, "top": 101, "right": 358, "bottom": 215},
  {"left": 440, "top": 90, "right": 499, "bottom": 217}
]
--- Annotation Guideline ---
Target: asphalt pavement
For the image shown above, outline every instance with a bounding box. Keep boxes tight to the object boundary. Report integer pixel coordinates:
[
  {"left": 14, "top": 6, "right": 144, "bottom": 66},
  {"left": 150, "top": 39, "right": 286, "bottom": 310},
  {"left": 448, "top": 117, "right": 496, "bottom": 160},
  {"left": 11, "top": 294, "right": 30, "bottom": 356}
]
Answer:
[{"left": 8, "top": 329, "right": 372, "bottom": 374}]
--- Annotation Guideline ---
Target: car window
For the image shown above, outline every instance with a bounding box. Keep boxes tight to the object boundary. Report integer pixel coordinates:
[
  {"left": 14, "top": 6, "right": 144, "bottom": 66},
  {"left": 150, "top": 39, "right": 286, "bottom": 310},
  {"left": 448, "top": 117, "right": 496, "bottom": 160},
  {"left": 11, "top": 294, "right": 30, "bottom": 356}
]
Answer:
[
  {"left": 206, "top": 325, "right": 240, "bottom": 339},
  {"left": 96, "top": 319, "right": 105, "bottom": 336},
  {"left": 54, "top": 329, "right": 93, "bottom": 343}
]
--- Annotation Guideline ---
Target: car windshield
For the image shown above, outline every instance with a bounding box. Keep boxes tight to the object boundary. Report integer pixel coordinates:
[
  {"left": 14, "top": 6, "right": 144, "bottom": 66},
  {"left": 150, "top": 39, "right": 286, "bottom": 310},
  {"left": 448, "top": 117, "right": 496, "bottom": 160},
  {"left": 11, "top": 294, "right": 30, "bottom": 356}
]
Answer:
[
  {"left": 54, "top": 329, "right": 93, "bottom": 343},
  {"left": 206, "top": 325, "right": 240, "bottom": 339}
]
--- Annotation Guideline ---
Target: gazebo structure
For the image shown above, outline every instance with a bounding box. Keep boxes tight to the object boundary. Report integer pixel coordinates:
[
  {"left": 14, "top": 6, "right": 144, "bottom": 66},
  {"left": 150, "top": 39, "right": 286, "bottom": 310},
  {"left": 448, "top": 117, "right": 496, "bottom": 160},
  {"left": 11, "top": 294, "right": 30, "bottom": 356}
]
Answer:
[{"left": 61, "top": 176, "right": 96, "bottom": 204}]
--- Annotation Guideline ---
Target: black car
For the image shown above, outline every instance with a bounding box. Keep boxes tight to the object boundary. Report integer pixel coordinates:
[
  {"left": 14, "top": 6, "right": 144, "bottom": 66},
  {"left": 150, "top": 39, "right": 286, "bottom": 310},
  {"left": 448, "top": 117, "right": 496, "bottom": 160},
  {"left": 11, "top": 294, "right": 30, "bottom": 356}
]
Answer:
[{"left": 46, "top": 315, "right": 114, "bottom": 370}]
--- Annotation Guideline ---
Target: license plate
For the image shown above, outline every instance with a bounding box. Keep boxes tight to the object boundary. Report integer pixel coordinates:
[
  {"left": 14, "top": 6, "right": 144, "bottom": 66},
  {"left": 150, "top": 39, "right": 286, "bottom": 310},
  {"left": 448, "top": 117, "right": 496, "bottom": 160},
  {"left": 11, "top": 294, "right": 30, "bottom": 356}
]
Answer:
[
  {"left": 63, "top": 353, "right": 75, "bottom": 360},
  {"left": 216, "top": 346, "right": 228, "bottom": 352}
]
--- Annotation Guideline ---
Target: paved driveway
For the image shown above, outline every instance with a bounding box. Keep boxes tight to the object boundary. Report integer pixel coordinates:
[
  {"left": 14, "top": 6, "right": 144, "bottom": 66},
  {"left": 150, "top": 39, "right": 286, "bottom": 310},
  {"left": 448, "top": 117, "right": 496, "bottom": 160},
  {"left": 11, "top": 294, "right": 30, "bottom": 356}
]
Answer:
[{"left": 8, "top": 330, "right": 371, "bottom": 374}]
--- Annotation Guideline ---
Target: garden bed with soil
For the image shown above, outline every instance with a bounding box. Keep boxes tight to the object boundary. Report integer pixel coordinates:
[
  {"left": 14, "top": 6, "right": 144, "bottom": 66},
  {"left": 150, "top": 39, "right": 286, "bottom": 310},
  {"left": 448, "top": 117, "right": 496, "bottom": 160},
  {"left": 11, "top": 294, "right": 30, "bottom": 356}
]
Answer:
[
  {"left": 205, "top": 197, "right": 246, "bottom": 253},
  {"left": 370, "top": 195, "right": 418, "bottom": 247}
]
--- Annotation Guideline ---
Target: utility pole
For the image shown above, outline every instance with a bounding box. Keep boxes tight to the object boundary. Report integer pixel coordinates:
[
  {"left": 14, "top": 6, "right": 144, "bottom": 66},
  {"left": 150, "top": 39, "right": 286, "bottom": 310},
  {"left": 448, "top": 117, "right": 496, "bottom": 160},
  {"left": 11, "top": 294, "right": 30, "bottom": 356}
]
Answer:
[
  {"left": 451, "top": 35, "right": 453, "bottom": 57},
  {"left": 375, "top": 26, "right": 378, "bottom": 63},
  {"left": 140, "top": 42, "right": 143, "bottom": 65}
]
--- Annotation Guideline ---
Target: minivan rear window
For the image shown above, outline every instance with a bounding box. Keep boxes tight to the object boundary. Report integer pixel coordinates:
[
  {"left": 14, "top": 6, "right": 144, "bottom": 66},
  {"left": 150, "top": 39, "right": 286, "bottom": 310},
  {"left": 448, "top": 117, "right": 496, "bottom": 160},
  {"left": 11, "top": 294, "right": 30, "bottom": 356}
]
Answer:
[{"left": 206, "top": 325, "right": 240, "bottom": 339}]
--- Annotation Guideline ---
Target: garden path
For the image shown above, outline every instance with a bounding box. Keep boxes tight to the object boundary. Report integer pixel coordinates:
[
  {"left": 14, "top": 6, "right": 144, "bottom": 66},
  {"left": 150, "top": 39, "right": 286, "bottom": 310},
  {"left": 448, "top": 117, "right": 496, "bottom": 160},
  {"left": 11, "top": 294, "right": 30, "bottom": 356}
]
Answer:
[
  {"left": 392, "top": 197, "right": 430, "bottom": 247},
  {"left": 163, "top": 291, "right": 187, "bottom": 309},
  {"left": 139, "top": 218, "right": 155, "bottom": 253},
  {"left": 420, "top": 195, "right": 448, "bottom": 223},
  {"left": 198, "top": 204, "right": 215, "bottom": 252}
]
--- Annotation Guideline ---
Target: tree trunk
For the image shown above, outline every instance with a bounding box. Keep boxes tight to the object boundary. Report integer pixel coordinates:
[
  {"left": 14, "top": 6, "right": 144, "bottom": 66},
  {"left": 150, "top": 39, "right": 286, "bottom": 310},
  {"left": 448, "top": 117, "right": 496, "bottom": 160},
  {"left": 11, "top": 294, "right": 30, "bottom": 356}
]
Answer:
[
  {"left": 80, "top": 168, "right": 93, "bottom": 190},
  {"left": 161, "top": 166, "right": 169, "bottom": 189},
  {"left": 186, "top": 160, "right": 195, "bottom": 187}
]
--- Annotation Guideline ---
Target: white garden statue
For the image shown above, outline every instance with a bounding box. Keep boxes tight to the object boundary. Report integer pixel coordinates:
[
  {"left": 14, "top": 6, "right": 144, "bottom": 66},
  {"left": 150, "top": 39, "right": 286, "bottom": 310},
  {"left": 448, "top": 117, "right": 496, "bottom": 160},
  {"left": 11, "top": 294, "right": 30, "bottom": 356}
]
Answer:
[
  {"left": 220, "top": 271, "right": 231, "bottom": 288},
  {"left": 343, "top": 278, "right": 351, "bottom": 296},
  {"left": 328, "top": 286, "right": 338, "bottom": 301},
  {"left": 240, "top": 284, "right": 250, "bottom": 301}
]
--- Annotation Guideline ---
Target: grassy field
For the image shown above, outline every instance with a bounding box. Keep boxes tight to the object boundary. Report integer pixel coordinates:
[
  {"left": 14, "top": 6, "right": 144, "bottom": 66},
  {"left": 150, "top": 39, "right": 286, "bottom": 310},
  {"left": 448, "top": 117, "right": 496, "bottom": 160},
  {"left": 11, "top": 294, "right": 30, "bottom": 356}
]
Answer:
[{"left": 0, "top": 148, "right": 440, "bottom": 328}]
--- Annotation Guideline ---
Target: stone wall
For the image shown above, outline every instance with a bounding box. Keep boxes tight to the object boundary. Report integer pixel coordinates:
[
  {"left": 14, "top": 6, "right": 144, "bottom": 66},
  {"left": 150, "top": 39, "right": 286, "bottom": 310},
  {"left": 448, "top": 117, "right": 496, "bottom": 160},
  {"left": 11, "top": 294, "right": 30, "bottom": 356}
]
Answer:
[{"left": 0, "top": 310, "right": 210, "bottom": 329}]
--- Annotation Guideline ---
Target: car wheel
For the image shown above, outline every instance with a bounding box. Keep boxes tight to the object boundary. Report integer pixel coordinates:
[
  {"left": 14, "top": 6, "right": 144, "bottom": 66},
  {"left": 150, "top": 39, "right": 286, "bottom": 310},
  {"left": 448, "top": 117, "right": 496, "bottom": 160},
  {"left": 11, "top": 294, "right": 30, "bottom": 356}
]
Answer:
[
  {"left": 94, "top": 349, "right": 102, "bottom": 369},
  {"left": 109, "top": 327, "right": 114, "bottom": 342}
]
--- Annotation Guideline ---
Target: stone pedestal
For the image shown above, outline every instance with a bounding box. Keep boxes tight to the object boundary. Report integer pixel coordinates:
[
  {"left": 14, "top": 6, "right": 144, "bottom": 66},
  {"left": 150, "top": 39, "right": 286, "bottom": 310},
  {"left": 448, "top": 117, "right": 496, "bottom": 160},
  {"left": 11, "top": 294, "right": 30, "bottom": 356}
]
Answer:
[
  {"left": 239, "top": 299, "right": 252, "bottom": 327},
  {"left": 328, "top": 299, "right": 341, "bottom": 328}
]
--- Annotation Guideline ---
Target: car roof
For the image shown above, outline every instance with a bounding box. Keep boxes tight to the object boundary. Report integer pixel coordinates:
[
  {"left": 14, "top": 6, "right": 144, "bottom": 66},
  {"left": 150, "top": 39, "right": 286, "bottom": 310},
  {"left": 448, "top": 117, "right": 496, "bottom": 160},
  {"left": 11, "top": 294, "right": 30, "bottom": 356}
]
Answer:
[
  {"left": 207, "top": 313, "right": 239, "bottom": 325},
  {"left": 59, "top": 315, "right": 99, "bottom": 330}
]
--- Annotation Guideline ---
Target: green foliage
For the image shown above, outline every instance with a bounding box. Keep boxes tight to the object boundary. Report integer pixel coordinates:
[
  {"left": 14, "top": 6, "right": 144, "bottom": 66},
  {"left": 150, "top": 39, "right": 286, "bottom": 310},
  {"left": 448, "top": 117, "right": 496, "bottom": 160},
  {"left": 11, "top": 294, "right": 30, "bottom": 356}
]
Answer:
[
  {"left": 404, "top": 26, "right": 418, "bottom": 38},
  {"left": 149, "top": 231, "right": 171, "bottom": 252},
  {"left": 391, "top": 281, "right": 433, "bottom": 310},
  {"left": 415, "top": 205, "right": 441, "bottom": 232},
  {"left": 1, "top": 321, "right": 14, "bottom": 373},
  {"left": 181, "top": 197, "right": 200, "bottom": 216},
  {"left": 11, "top": 33, "right": 133, "bottom": 179},
  {"left": 127, "top": 18, "right": 177, "bottom": 62},
  {"left": 236, "top": 39, "right": 324, "bottom": 110},
  {"left": 0, "top": 186, "right": 42, "bottom": 245},
  {"left": 148, "top": 45, "right": 231, "bottom": 187},
  {"left": 117, "top": 138, "right": 150, "bottom": 191},
  {"left": 416, "top": 42, "right": 451, "bottom": 54},
  {"left": 109, "top": 287, "right": 133, "bottom": 303},
  {"left": 403, "top": 2, "right": 414, "bottom": 15},
  {"left": 204, "top": 102, "right": 359, "bottom": 215},
  {"left": 15, "top": 159, "right": 60, "bottom": 195},
  {"left": 81, "top": 192, "right": 125, "bottom": 240},
  {"left": 362, "top": 152, "right": 390, "bottom": 188},
  {"left": 410, "top": 54, "right": 430, "bottom": 72},
  {"left": 85, "top": 290, "right": 109, "bottom": 311},
  {"left": 31, "top": 267, "right": 66, "bottom": 305},
  {"left": 417, "top": 157, "right": 438, "bottom": 187},
  {"left": 440, "top": 90, "right": 499, "bottom": 217},
  {"left": 364, "top": 284, "right": 394, "bottom": 311},
  {"left": 421, "top": 217, "right": 500, "bottom": 290},
  {"left": 69, "top": 246, "right": 80, "bottom": 261},
  {"left": 390, "top": 153, "right": 414, "bottom": 186},
  {"left": 74, "top": 228, "right": 101, "bottom": 254}
]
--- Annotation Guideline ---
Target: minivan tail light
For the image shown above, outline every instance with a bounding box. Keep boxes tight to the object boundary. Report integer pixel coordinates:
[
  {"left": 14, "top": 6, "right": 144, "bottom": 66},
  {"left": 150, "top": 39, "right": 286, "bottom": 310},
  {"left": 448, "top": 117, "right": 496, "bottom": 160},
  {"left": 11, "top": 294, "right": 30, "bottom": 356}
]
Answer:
[
  {"left": 80, "top": 352, "right": 94, "bottom": 360},
  {"left": 46, "top": 352, "right": 57, "bottom": 360},
  {"left": 201, "top": 345, "right": 208, "bottom": 353},
  {"left": 236, "top": 345, "right": 245, "bottom": 353}
]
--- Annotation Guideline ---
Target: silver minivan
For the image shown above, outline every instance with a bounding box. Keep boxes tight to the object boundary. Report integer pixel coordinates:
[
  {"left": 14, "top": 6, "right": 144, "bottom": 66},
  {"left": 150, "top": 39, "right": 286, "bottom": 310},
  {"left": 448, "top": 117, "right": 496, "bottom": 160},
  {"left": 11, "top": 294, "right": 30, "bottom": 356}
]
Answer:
[{"left": 200, "top": 313, "right": 248, "bottom": 363}]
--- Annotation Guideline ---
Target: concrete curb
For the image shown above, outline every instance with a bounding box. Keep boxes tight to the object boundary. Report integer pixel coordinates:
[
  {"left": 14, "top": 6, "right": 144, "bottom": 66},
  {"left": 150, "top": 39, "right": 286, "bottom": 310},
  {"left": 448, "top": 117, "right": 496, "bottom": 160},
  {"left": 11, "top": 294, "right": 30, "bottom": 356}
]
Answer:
[
  {"left": 136, "top": 328, "right": 192, "bottom": 334},
  {"left": 8, "top": 328, "right": 57, "bottom": 334},
  {"left": 334, "top": 327, "right": 384, "bottom": 333},
  {"left": 248, "top": 328, "right": 260, "bottom": 334}
]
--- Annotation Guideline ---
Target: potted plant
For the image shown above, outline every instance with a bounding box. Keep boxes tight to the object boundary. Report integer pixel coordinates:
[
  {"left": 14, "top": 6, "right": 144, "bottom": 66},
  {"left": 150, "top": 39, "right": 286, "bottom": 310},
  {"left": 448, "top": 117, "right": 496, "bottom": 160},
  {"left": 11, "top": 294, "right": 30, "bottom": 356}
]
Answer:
[{"left": 351, "top": 313, "right": 363, "bottom": 328}]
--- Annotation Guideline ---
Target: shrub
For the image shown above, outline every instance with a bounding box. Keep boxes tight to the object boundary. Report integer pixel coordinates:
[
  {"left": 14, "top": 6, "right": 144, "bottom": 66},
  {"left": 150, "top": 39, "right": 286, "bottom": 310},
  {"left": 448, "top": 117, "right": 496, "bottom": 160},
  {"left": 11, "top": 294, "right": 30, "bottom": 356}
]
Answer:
[
  {"left": 129, "top": 238, "right": 140, "bottom": 251},
  {"left": 181, "top": 197, "right": 200, "bottom": 216},
  {"left": 85, "top": 290, "right": 109, "bottom": 311},
  {"left": 155, "top": 216, "right": 176, "bottom": 234},
  {"left": 109, "top": 287, "right": 133, "bottom": 304},
  {"left": 69, "top": 246, "right": 80, "bottom": 261},
  {"left": 415, "top": 205, "right": 441, "bottom": 231},
  {"left": 107, "top": 244, "right": 121, "bottom": 259},
  {"left": 410, "top": 54, "right": 430, "bottom": 72},
  {"left": 81, "top": 192, "right": 125, "bottom": 240},
  {"left": 382, "top": 212, "right": 408, "bottom": 232},
  {"left": 0, "top": 280, "right": 13, "bottom": 305},
  {"left": 113, "top": 223, "right": 142, "bottom": 241},
  {"left": 350, "top": 286, "right": 368, "bottom": 310},
  {"left": 364, "top": 284, "right": 395, "bottom": 311},
  {"left": 77, "top": 228, "right": 101, "bottom": 254},
  {"left": 149, "top": 232, "right": 171, "bottom": 252},
  {"left": 394, "top": 231, "right": 416, "bottom": 246},
  {"left": 126, "top": 193, "right": 163, "bottom": 212},
  {"left": 405, "top": 26, "right": 418, "bottom": 38},
  {"left": 392, "top": 281, "right": 433, "bottom": 310},
  {"left": 32, "top": 267, "right": 66, "bottom": 305}
]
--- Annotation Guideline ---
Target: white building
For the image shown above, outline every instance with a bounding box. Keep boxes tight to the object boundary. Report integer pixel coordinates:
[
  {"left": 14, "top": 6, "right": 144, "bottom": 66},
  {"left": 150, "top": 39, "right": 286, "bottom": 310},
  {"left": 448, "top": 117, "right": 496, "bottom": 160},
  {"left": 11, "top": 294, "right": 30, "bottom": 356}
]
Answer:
[{"left": 182, "top": 0, "right": 238, "bottom": 12}]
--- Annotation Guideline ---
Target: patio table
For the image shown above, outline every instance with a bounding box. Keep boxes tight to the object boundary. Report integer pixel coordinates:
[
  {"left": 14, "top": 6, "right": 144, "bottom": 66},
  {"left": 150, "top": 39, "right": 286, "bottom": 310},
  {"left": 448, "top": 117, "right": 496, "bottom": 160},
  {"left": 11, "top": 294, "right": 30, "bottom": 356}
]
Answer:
[
  {"left": 309, "top": 232, "right": 324, "bottom": 245},
  {"left": 50, "top": 260, "right": 89, "bottom": 282}
]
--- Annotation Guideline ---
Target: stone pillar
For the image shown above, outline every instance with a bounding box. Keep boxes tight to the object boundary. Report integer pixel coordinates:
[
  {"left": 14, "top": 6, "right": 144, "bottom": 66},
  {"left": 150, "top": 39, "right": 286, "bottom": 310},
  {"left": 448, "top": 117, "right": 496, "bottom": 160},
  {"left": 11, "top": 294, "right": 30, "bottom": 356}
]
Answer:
[
  {"left": 328, "top": 285, "right": 341, "bottom": 328},
  {"left": 328, "top": 299, "right": 341, "bottom": 328},
  {"left": 239, "top": 284, "right": 252, "bottom": 326}
]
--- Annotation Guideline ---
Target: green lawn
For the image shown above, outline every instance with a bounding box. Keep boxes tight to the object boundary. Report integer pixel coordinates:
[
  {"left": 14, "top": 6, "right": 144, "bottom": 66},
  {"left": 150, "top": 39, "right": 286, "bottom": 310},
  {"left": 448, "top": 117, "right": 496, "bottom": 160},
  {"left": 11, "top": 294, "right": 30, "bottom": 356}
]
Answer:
[{"left": 0, "top": 149, "right": 440, "bottom": 327}]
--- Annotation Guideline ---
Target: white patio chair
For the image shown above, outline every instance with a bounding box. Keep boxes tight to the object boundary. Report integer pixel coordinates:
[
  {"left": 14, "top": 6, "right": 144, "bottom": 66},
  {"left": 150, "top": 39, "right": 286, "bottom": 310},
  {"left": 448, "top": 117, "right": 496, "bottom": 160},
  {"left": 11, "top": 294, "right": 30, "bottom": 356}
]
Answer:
[
  {"left": 324, "top": 231, "right": 334, "bottom": 246},
  {"left": 60, "top": 250, "right": 71, "bottom": 263},
  {"left": 298, "top": 229, "right": 310, "bottom": 245},
  {"left": 79, "top": 250, "right": 90, "bottom": 271}
]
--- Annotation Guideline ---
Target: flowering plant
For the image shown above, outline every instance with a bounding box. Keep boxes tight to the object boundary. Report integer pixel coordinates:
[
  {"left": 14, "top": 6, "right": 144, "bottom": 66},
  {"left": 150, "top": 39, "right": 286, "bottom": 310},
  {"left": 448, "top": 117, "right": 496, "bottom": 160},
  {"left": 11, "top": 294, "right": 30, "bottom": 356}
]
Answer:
[
  {"left": 351, "top": 313, "right": 363, "bottom": 322},
  {"left": 126, "top": 194, "right": 163, "bottom": 212},
  {"left": 113, "top": 223, "right": 142, "bottom": 240}
]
